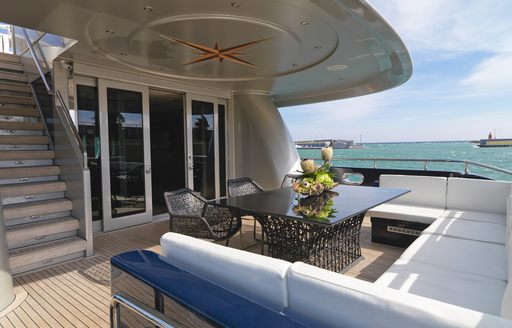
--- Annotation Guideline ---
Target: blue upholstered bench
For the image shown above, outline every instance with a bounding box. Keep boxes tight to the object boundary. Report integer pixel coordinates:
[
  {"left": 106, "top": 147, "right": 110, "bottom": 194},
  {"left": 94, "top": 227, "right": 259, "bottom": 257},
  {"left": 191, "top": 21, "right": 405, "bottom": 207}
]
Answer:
[{"left": 111, "top": 250, "right": 306, "bottom": 327}]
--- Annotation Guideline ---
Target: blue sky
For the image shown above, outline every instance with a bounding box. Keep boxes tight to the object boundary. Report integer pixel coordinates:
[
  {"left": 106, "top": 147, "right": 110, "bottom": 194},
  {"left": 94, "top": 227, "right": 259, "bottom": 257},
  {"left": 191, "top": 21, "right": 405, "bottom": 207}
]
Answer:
[{"left": 279, "top": 0, "right": 512, "bottom": 143}]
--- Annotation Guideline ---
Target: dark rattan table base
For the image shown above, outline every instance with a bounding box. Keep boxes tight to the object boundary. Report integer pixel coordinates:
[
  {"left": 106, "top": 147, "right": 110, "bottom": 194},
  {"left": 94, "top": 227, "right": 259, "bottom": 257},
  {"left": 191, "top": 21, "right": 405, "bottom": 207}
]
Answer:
[{"left": 263, "top": 212, "right": 365, "bottom": 272}]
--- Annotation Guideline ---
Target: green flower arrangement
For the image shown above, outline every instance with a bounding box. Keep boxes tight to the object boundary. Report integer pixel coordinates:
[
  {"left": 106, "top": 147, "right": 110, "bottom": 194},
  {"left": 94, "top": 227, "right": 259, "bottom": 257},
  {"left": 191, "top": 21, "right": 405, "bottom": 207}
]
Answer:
[{"left": 292, "top": 146, "right": 338, "bottom": 196}]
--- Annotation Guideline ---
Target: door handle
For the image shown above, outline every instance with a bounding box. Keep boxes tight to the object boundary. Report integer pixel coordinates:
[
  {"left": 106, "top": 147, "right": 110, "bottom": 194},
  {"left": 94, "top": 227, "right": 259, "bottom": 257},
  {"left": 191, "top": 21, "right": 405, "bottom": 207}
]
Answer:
[{"left": 145, "top": 167, "right": 151, "bottom": 174}]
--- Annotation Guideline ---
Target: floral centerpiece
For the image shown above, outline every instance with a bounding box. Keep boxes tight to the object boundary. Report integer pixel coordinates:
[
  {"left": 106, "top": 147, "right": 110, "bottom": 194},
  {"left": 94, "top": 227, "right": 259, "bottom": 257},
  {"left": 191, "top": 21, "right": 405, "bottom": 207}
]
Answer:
[{"left": 292, "top": 146, "right": 338, "bottom": 196}]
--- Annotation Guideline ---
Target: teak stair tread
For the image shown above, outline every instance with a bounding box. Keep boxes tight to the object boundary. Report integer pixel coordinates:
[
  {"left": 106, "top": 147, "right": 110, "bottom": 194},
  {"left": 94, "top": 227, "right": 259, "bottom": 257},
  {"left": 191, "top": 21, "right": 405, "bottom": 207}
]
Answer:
[
  {"left": 3, "top": 198, "right": 72, "bottom": 220},
  {"left": 8, "top": 236, "right": 86, "bottom": 269},
  {"left": 6, "top": 217, "right": 79, "bottom": 246},
  {"left": 0, "top": 82, "right": 31, "bottom": 93},
  {"left": 0, "top": 95, "right": 36, "bottom": 105},
  {"left": 0, "top": 180, "right": 66, "bottom": 197},
  {"left": 0, "top": 165, "right": 61, "bottom": 179},
  {"left": 0, "top": 121, "right": 44, "bottom": 131},
  {"left": 0, "top": 71, "right": 27, "bottom": 82},
  {"left": 0, "top": 61, "right": 24, "bottom": 72},
  {"left": 0, "top": 135, "right": 49, "bottom": 145},
  {"left": 0, "top": 53, "right": 21, "bottom": 63},
  {"left": 0, "top": 150, "right": 54, "bottom": 160},
  {"left": 0, "top": 107, "right": 39, "bottom": 117}
]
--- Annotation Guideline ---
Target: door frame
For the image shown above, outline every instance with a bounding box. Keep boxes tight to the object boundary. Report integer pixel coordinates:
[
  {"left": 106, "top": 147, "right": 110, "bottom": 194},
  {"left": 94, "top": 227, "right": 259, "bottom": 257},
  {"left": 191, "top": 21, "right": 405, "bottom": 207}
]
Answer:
[
  {"left": 185, "top": 94, "right": 227, "bottom": 199},
  {"left": 98, "top": 79, "right": 153, "bottom": 231}
]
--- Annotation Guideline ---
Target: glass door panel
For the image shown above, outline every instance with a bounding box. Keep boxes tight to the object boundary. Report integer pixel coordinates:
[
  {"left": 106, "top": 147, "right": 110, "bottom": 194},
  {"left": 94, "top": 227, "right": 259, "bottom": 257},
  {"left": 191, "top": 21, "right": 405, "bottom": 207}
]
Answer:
[
  {"left": 107, "top": 88, "right": 146, "bottom": 218},
  {"left": 191, "top": 100, "right": 216, "bottom": 199},
  {"left": 149, "top": 89, "right": 186, "bottom": 215},
  {"left": 99, "top": 80, "right": 152, "bottom": 231},
  {"left": 76, "top": 84, "right": 102, "bottom": 221}
]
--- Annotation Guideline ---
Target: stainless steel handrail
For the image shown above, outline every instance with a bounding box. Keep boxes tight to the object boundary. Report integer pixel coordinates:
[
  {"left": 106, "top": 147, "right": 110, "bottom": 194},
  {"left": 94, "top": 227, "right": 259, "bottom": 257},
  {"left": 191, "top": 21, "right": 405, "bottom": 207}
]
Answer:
[
  {"left": 21, "top": 28, "right": 52, "bottom": 94},
  {"left": 20, "top": 28, "right": 87, "bottom": 168},
  {"left": 306, "top": 157, "right": 512, "bottom": 177},
  {"left": 110, "top": 293, "right": 174, "bottom": 328}
]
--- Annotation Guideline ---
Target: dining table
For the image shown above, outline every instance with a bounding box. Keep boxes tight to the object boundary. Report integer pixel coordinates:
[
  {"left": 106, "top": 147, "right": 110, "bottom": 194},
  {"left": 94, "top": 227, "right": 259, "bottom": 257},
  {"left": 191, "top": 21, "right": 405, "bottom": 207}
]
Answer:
[{"left": 214, "top": 185, "right": 409, "bottom": 272}]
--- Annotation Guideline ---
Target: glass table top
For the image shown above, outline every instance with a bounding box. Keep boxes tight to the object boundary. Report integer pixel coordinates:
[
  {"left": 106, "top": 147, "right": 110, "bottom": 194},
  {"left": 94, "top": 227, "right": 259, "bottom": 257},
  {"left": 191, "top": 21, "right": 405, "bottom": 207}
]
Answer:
[{"left": 215, "top": 185, "right": 409, "bottom": 225}]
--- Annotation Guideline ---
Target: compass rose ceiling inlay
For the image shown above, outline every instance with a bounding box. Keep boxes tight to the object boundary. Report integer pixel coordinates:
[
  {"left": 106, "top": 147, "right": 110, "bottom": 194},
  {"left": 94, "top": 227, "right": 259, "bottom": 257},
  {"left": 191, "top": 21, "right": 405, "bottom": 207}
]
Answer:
[{"left": 160, "top": 35, "right": 271, "bottom": 67}]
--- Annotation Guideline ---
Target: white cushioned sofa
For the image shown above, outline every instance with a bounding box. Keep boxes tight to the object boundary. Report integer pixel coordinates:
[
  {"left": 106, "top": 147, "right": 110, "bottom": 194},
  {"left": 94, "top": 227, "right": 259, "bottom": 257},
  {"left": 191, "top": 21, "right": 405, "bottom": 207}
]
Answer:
[
  {"left": 159, "top": 232, "right": 512, "bottom": 327},
  {"left": 366, "top": 175, "right": 512, "bottom": 319}
]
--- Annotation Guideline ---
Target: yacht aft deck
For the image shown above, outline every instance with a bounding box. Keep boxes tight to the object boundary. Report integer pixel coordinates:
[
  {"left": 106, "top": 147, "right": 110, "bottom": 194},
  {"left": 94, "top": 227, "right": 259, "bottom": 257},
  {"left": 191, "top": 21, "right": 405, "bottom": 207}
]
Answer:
[{"left": 0, "top": 217, "right": 401, "bottom": 327}]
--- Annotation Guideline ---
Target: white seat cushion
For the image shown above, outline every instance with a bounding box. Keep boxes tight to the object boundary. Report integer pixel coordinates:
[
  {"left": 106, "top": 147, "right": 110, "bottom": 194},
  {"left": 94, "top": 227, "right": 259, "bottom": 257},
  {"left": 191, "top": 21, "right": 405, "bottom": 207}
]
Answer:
[
  {"left": 423, "top": 217, "right": 506, "bottom": 244},
  {"left": 160, "top": 232, "right": 291, "bottom": 312},
  {"left": 380, "top": 175, "right": 447, "bottom": 208},
  {"left": 376, "top": 260, "right": 506, "bottom": 315},
  {"left": 286, "top": 262, "right": 511, "bottom": 328},
  {"left": 446, "top": 178, "right": 511, "bottom": 214},
  {"left": 398, "top": 234, "right": 507, "bottom": 281},
  {"left": 367, "top": 203, "right": 444, "bottom": 224},
  {"left": 441, "top": 209, "right": 506, "bottom": 225}
]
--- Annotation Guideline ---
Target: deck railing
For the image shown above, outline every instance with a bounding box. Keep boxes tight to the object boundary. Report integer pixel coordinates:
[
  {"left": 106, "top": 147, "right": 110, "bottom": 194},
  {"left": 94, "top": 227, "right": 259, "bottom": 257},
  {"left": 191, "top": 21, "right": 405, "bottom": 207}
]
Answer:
[{"left": 306, "top": 157, "right": 512, "bottom": 179}]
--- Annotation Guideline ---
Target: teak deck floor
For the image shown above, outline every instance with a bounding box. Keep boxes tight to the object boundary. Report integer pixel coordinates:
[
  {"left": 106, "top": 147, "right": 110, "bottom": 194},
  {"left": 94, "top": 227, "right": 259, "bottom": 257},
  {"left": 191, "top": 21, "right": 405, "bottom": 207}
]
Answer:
[{"left": 0, "top": 217, "right": 403, "bottom": 327}]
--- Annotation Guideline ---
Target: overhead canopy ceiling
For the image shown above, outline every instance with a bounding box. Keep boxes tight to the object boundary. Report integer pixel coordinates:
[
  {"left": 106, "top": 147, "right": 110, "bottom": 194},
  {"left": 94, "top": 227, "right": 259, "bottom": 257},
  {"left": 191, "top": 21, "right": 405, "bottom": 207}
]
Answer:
[{"left": 0, "top": 0, "right": 412, "bottom": 106}]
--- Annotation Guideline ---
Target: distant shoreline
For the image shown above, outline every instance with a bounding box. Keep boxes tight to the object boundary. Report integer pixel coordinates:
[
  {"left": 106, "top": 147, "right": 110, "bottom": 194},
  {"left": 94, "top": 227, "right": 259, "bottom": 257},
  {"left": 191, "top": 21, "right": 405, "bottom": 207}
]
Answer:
[{"left": 296, "top": 140, "right": 472, "bottom": 145}]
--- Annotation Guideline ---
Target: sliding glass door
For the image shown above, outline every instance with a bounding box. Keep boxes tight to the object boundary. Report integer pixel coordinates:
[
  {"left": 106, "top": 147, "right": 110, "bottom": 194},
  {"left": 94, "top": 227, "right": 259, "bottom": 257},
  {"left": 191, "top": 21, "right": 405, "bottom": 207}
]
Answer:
[
  {"left": 186, "top": 95, "right": 227, "bottom": 199},
  {"left": 99, "top": 80, "right": 152, "bottom": 231}
]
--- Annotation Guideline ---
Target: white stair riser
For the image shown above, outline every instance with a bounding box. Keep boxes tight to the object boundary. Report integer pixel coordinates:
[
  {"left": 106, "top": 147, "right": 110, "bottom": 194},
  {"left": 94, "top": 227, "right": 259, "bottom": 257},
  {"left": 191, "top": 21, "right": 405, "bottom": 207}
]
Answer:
[
  {"left": 0, "top": 159, "right": 53, "bottom": 168},
  {"left": 0, "top": 115, "right": 39, "bottom": 122},
  {"left": 0, "top": 145, "right": 47, "bottom": 151},
  {"left": 2, "top": 191, "right": 65, "bottom": 205},
  {"left": 8, "top": 230, "right": 78, "bottom": 250},
  {"left": 5, "top": 211, "right": 71, "bottom": 227},
  {"left": 11, "top": 250, "right": 85, "bottom": 276},
  {"left": 0, "top": 175, "right": 59, "bottom": 185},
  {"left": 0, "top": 130, "right": 43, "bottom": 136}
]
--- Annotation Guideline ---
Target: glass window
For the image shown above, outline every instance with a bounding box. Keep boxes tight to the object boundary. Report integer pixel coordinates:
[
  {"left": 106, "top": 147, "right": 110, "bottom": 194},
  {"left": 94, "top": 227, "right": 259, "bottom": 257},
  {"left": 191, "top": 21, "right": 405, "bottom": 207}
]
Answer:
[{"left": 192, "top": 100, "right": 215, "bottom": 199}]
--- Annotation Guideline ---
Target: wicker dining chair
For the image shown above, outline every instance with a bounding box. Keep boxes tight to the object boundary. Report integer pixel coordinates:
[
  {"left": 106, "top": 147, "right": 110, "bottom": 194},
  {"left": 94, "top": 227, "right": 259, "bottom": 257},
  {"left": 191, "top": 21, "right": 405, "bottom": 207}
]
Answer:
[
  {"left": 164, "top": 188, "right": 241, "bottom": 246},
  {"left": 227, "top": 177, "right": 265, "bottom": 244}
]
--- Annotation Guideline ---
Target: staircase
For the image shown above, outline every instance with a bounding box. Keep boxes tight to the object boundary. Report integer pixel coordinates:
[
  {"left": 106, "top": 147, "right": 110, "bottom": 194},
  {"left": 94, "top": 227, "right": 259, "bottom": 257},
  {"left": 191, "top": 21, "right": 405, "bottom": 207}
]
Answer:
[{"left": 0, "top": 52, "right": 86, "bottom": 275}]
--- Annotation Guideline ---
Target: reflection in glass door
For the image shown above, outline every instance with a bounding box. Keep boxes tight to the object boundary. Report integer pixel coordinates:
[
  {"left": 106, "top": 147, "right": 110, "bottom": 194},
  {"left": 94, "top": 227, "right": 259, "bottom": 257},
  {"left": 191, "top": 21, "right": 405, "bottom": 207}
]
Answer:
[
  {"left": 99, "top": 81, "right": 152, "bottom": 231},
  {"left": 191, "top": 100, "right": 216, "bottom": 199},
  {"left": 187, "top": 97, "right": 228, "bottom": 200},
  {"left": 107, "top": 88, "right": 146, "bottom": 217}
]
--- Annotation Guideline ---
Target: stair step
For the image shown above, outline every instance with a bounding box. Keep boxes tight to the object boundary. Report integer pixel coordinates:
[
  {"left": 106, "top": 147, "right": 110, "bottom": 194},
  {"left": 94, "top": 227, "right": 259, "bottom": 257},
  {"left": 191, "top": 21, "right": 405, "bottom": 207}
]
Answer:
[
  {"left": 6, "top": 217, "right": 79, "bottom": 248},
  {"left": 0, "top": 71, "right": 27, "bottom": 83},
  {"left": 0, "top": 181, "right": 66, "bottom": 198},
  {"left": 0, "top": 61, "right": 24, "bottom": 72},
  {"left": 0, "top": 82, "right": 31, "bottom": 93},
  {"left": 0, "top": 150, "right": 54, "bottom": 160},
  {"left": 3, "top": 198, "right": 72, "bottom": 220},
  {"left": 0, "top": 107, "right": 39, "bottom": 117},
  {"left": 0, "top": 121, "right": 43, "bottom": 131},
  {"left": 0, "top": 165, "right": 60, "bottom": 179},
  {"left": 9, "top": 236, "right": 86, "bottom": 274},
  {"left": 0, "top": 53, "right": 21, "bottom": 63},
  {"left": 0, "top": 135, "right": 49, "bottom": 145},
  {"left": 0, "top": 95, "right": 36, "bottom": 105}
]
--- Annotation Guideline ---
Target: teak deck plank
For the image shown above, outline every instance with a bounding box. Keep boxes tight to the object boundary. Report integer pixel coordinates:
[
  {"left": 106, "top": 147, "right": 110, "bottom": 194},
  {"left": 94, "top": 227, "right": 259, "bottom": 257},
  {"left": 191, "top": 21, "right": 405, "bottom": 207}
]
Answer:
[{"left": 4, "top": 217, "right": 402, "bottom": 327}]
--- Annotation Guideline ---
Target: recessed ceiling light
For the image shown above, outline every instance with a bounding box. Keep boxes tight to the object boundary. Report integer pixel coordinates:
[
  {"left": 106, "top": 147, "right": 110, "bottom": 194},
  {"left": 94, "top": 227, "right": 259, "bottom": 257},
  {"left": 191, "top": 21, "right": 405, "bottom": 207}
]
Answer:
[
  {"left": 105, "top": 29, "right": 114, "bottom": 34},
  {"left": 231, "top": 2, "right": 240, "bottom": 7},
  {"left": 300, "top": 20, "right": 309, "bottom": 25},
  {"left": 326, "top": 64, "right": 348, "bottom": 71},
  {"left": 144, "top": 6, "right": 154, "bottom": 12},
  {"left": 120, "top": 53, "right": 128, "bottom": 56}
]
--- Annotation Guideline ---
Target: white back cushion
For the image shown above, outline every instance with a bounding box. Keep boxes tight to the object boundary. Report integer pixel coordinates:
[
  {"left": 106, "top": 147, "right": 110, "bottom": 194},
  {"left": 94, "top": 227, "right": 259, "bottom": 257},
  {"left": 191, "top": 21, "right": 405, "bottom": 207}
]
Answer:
[
  {"left": 507, "top": 195, "right": 512, "bottom": 242},
  {"left": 160, "top": 232, "right": 291, "bottom": 312},
  {"left": 503, "top": 232, "right": 512, "bottom": 318},
  {"left": 447, "top": 178, "right": 512, "bottom": 214},
  {"left": 286, "top": 262, "right": 511, "bottom": 328},
  {"left": 379, "top": 175, "right": 447, "bottom": 208}
]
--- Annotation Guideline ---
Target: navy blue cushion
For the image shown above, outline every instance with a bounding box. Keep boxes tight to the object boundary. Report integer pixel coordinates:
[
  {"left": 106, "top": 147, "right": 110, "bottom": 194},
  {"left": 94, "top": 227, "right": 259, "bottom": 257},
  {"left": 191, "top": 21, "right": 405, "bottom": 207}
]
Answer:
[{"left": 111, "top": 250, "right": 306, "bottom": 328}]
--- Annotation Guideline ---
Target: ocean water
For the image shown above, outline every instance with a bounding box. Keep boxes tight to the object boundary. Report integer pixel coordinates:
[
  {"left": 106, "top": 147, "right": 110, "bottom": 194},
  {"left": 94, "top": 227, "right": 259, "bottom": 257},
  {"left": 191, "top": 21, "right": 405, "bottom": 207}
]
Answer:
[{"left": 297, "top": 141, "right": 512, "bottom": 181}]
